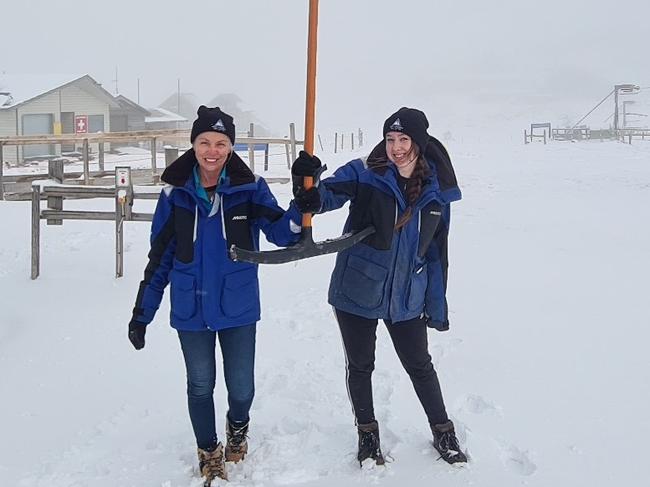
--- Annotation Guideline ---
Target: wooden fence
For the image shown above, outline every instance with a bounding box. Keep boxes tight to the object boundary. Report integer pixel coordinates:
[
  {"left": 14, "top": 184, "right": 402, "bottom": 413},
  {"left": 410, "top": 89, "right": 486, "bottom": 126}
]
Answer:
[{"left": 1, "top": 126, "right": 302, "bottom": 200}]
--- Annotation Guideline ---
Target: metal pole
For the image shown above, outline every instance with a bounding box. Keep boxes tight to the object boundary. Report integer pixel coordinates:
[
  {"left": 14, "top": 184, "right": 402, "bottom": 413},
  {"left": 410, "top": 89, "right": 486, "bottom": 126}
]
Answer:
[
  {"left": 289, "top": 122, "right": 297, "bottom": 162},
  {"left": 248, "top": 122, "right": 255, "bottom": 172},
  {"left": 115, "top": 190, "right": 124, "bottom": 278},
  {"left": 614, "top": 87, "right": 619, "bottom": 132},
  {"left": 31, "top": 185, "right": 40, "bottom": 280}
]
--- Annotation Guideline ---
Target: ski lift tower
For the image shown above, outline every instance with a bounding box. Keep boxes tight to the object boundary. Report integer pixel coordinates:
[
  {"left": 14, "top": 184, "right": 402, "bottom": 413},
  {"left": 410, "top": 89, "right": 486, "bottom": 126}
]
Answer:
[{"left": 614, "top": 84, "right": 640, "bottom": 131}]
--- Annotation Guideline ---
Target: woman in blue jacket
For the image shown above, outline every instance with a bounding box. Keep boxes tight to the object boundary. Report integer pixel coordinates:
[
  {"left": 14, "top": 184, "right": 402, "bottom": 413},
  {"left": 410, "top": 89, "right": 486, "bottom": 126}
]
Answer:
[
  {"left": 292, "top": 107, "right": 467, "bottom": 466},
  {"left": 128, "top": 106, "right": 302, "bottom": 483}
]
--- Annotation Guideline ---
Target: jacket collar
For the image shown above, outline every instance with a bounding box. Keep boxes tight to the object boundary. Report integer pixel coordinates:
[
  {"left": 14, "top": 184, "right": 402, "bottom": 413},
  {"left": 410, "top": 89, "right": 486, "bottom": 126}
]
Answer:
[
  {"left": 366, "top": 136, "right": 461, "bottom": 204},
  {"left": 161, "top": 148, "right": 255, "bottom": 188}
]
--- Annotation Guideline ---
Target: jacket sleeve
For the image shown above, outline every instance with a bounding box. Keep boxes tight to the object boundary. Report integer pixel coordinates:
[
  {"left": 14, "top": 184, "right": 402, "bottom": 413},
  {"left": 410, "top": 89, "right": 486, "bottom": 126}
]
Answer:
[
  {"left": 251, "top": 177, "right": 302, "bottom": 247},
  {"left": 424, "top": 203, "right": 451, "bottom": 331},
  {"left": 131, "top": 190, "right": 177, "bottom": 325},
  {"left": 317, "top": 160, "right": 362, "bottom": 213}
]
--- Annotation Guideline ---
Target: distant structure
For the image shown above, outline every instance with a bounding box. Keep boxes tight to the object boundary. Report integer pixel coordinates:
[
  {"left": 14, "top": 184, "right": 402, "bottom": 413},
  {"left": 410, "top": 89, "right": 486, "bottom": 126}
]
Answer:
[{"left": 0, "top": 73, "right": 149, "bottom": 163}]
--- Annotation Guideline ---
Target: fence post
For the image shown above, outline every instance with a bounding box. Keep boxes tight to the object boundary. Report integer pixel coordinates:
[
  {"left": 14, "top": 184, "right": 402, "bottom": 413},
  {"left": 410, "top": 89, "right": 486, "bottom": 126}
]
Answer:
[
  {"left": 264, "top": 144, "right": 269, "bottom": 171},
  {"left": 318, "top": 134, "right": 324, "bottom": 151},
  {"left": 351, "top": 132, "right": 355, "bottom": 150},
  {"left": 543, "top": 130, "right": 547, "bottom": 145},
  {"left": 31, "top": 185, "right": 40, "bottom": 280},
  {"left": 341, "top": 133, "right": 345, "bottom": 151},
  {"left": 289, "top": 123, "right": 297, "bottom": 162},
  {"left": 83, "top": 138, "right": 90, "bottom": 184},
  {"left": 47, "top": 159, "right": 64, "bottom": 226},
  {"left": 0, "top": 142, "right": 4, "bottom": 200},
  {"left": 524, "top": 130, "right": 528, "bottom": 144},
  {"left": 115, "top": 191, "right": 124, "bottom": 278},
  {"left": 248, "top": 123, "right": 255, "bottom": 173},
  {"left": 99, "top": 142, "right": 105, "bottom": 171},
  {"left": 359, "top": 128, "right": 363, "bottom": 147},
  {"left": 629, "top": 134, "right": 632, "bottom": 145},
  {"left": 151, "top": 137, "right": 158, "bottom": 176},
  {"left": 285, "top": 142, "right": 291, "bottom": 169},
  {"left": 334, "top": 132, "right": 338, "bottom": 153}
]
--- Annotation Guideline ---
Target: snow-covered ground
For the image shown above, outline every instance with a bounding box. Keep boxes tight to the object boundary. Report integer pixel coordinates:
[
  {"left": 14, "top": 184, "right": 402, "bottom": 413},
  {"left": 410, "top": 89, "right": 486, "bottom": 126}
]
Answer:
[{"left": 1, "top": 117, "right": 649, "bottom": 486}]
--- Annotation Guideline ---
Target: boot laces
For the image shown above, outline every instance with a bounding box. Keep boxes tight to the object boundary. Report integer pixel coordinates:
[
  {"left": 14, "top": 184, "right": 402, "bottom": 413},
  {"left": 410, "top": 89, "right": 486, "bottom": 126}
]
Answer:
[
  {"left": 438, "top": 430, "right": 461, "bottom": 457},
  {"left": 228, "top": 424, "right": 248, "bottom": 449}
]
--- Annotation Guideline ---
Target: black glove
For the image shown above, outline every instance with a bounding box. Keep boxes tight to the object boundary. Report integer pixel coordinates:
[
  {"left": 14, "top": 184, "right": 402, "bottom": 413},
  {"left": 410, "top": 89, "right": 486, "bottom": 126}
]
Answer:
[
  {"left": 294, "top": 186, "right": 322, "bottom": 213},
  {"left": 291, "top": 151, "right": 326, "bottom": 197},
  {"left": 128, "top": 320, "right": 147, "bottom": 350}
]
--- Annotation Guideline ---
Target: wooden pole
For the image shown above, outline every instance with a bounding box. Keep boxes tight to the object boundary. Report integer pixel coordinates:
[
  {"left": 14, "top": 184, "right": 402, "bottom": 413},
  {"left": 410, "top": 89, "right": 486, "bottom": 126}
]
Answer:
[
  {"left": 0, "top": 143, "right": 4, "bottom": 200},
  {"left": 99, "top": 142, "right": 105, "bottom": 171},
  {"left": 303, "top": 0, "right": 318, "bottom": 156},
  {"left": 31, "top": 185, "right": 40, "bottom": 280},
  {"left": 83, "top": 138, "right": 90, "bottom": 184}
]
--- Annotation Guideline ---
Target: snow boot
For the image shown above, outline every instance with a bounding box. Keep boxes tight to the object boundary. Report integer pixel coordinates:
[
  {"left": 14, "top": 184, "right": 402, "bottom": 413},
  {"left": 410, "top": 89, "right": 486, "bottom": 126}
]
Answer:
[
  {"left": 357, "top": 420, "right": 385, "bottom": 466},
  {"left": 225, "top": 419, "right": 249, "bottom": 463},
  {"left": 197, "top": 442, "right": 227, "bottom": 485},
  {"left": 432, "top": 420, "right": 467, "bottom": 465}
]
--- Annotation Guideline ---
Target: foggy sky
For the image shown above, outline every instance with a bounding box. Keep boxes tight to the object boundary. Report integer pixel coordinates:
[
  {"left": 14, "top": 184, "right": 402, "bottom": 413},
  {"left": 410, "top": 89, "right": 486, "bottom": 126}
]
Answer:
[{"left": 2, "top": 0, "right": 649, "bottom": 134}]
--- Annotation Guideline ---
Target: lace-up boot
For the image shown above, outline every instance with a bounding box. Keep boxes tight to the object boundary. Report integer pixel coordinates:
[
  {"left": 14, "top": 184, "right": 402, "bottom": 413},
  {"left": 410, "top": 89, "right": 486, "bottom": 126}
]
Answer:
[
  {"left": 357, "top": 420, "right": 385, "bottom": 466},
  {"left": 197, "top": 442, "right": 227, "bottom": 484},
  {"left": 225, "top": 419, "right": 249, "bottom": 463},
  {"left": 432, "top": 420, "right": 467, "bottom": 464}
]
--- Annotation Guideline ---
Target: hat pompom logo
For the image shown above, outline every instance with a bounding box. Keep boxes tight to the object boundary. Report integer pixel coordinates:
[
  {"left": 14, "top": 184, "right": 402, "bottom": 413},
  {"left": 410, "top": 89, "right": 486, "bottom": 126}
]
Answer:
[
  {"left": 390, "top": 118, "right": 403, "bottom": 131},
  {"left": 212, "top": 119, "right": 226, "bottom": 132}
]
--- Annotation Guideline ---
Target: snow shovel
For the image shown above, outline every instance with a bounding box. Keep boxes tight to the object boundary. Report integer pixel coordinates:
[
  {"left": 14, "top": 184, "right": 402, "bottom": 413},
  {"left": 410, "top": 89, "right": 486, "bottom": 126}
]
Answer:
[{"left": 229, "top": 0, "right": 374, "bottom": 265}]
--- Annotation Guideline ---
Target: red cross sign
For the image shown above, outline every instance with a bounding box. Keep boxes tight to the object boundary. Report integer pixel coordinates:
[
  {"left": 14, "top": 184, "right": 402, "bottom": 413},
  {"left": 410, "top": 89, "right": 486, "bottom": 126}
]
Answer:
[{"left": 75, "top": 115, "right": 88, "bottom": 134}]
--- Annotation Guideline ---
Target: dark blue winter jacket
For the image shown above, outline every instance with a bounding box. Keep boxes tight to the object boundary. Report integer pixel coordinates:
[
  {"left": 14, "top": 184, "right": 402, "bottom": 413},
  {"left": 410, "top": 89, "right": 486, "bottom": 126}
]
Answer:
[
  {"left": 320, "top": 137, "right": 461, "bottom": 330},
  {"left": 131, "top": 150, "right": 302, "bottom": 331}
]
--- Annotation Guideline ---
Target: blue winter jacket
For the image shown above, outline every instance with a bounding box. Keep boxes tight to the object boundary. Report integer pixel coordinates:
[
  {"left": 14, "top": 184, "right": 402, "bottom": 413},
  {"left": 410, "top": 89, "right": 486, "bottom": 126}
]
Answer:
[
  {"left": 131, "top": 150, "right": 302, "bottom": 331},
  {"left": 320, "top": 137, "right": 461, "bottom": 330}
]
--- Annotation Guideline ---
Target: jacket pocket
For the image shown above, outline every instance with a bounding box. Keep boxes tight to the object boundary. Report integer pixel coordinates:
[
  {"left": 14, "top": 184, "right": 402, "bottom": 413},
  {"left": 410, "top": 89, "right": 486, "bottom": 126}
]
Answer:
[
  {"left": 406, "top": 263, "right": 428, "bottom": 311},
  {"left": 341, "top": 254, "right": 388, "bottom": 309},
  {"left": 221, "top": 267, "right": 257, "bottom": 318},
  {"left": 170, "top": 270, "right": 197, "bottom": 320}
]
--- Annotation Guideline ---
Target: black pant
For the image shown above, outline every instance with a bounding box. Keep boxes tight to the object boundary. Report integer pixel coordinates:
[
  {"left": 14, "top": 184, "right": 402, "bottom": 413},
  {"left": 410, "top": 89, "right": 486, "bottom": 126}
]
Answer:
[{"left": 335, "top": 308, "right": 449, "bottom": 427}]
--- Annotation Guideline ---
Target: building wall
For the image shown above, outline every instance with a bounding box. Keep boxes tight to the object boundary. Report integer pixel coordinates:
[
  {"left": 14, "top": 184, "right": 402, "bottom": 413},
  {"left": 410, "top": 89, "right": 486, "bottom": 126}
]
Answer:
[
  {"left": 2, "top": 82, "right": 112, "bottom": 164},
  {"left": 0, "top": 109, "right": 18, "bottom": 164}
]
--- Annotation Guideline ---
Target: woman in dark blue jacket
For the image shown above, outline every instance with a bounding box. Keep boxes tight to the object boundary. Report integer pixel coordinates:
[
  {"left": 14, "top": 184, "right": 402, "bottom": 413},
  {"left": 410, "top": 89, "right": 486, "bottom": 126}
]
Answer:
[
  {"left": 128, "top": 106, "right": 302, "bottom": 483},
  {"left": 292, "top": 107, "right": 467, "bottom": 466}
]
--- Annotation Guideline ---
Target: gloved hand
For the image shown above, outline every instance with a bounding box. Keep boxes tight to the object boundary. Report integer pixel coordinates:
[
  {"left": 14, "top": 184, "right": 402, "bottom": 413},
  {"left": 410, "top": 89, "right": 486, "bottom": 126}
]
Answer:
[
  {"left": 294, "top": 186, "right": 322, "bottom": 213},
  {"left": 291, "top": 151, "right": 326, "bottom": 197},
  {"left": 128, "top": 320, "right": 147, "bottom": 350}
]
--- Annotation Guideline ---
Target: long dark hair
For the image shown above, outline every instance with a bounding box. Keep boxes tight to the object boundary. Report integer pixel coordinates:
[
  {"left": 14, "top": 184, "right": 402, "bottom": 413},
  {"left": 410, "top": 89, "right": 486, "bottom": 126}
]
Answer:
[{"left": 367, "top": 144, "right": 431, "bottom": 230}]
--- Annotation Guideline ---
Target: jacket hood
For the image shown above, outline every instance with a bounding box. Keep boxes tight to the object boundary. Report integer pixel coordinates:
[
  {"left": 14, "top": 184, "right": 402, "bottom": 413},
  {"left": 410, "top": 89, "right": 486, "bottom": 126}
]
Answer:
[
  {"left": 161, "top": 149, "right": 255, "bottom": 187},
  {"left": 367, "top": 135, "right": 460, "bottom": 202}
]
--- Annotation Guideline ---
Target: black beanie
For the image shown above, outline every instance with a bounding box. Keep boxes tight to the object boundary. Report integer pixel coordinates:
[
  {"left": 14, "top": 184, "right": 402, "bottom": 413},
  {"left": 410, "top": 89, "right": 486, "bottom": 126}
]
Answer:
[
  {"left": 190, "top": 105, "right": 236, "bottom": 144},
  {"left": 382, "top": 107, "right": 430, "bottom": 154}
]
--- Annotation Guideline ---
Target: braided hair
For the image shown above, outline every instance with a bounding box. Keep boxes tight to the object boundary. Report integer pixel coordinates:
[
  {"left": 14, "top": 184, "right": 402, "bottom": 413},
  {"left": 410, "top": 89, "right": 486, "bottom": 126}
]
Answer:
[{"left": 367, "top": 144, "right": 431, "bottom": 230}]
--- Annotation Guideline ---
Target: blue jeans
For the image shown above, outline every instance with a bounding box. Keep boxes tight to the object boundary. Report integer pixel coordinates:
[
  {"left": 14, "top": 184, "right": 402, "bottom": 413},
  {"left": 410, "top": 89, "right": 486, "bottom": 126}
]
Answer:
[{"left": 177, "top": 324, "right": 256, "bottom": 450}]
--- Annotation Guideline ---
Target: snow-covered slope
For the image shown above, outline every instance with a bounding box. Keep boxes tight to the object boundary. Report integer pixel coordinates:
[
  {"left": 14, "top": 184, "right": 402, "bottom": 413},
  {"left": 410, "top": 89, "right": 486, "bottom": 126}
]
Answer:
[{"left": 1, "top": 124, "right": 648, "bottom": 486}]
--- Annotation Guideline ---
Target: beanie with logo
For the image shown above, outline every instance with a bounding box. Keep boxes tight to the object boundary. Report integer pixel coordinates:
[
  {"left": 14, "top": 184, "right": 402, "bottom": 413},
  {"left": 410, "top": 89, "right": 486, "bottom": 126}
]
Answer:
[
  {"left": 382, "top": 107, "right": 430, "bottom": 154},
  {"left": 190, "top": 105, "right": 236, "bottom": 145}
]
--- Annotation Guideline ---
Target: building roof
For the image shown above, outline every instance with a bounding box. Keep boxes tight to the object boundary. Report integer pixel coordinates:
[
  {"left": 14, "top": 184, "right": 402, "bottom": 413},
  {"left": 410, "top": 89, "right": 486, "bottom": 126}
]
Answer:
[
  {"left": 0, "top": 74, "right": 120, "bottom": 110},
  {"left": 114, "top": 94, "right": 151, "bottom": 115},
  {"left": 145, "top": 107, "right": 187, "bottom": 123}
]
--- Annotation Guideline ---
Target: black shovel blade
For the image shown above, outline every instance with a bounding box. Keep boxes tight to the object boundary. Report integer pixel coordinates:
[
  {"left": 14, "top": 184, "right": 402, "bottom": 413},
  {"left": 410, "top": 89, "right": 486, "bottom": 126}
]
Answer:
[{"left": 229, "top": 226, "right": 375, "bottom": 264}]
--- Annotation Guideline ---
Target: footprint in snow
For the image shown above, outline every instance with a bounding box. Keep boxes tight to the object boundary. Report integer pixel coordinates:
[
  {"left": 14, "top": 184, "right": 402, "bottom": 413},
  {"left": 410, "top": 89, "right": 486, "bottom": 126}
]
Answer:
[
  {"left": 499, "top": 442, "right": 536, "bottom": 476},
  {"left": 458, "top": 394, "right": 503, "bottom": 416}
]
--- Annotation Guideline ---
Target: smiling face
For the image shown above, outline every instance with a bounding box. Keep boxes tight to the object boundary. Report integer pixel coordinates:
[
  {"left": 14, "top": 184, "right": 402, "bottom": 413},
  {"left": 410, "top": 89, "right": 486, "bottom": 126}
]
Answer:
[
  {"left": 192, "top": 131, "right": 232, "bottom": 185},
  {"left": 385, "top": 131, "right": 418, "bottom": 177}
]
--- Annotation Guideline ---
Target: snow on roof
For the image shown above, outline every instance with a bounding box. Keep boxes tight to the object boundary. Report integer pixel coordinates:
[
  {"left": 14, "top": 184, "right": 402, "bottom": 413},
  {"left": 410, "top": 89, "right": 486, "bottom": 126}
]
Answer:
[
  {"left": 145, "top": 107, "right": 188, "bottom": 123},
  {"left": 0, "top": 73, "right": 86, "bottom": 109}
]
